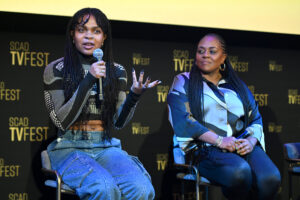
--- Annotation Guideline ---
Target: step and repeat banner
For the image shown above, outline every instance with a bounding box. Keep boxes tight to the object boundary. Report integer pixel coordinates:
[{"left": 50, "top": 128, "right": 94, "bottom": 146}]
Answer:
[{"left": 0, "top": 30, "right": 300, "bottom": 200}]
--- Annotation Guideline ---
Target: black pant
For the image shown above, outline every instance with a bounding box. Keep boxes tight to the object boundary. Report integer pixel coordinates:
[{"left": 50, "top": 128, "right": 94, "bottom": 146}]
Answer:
[{"left": 196, "top": 145, "right": 281, "bottom": 200}]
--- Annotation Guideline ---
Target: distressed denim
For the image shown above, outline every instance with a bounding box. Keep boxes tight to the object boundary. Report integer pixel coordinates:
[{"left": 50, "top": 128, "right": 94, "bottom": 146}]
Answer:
[{"left": 47, "top": 130, "right": 155, "bottom": 200}]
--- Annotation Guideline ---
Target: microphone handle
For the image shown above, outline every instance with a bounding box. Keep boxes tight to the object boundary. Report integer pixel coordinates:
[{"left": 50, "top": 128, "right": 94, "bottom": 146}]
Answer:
[{"left": 99, "top": 77, "right": 103, "bottom": 101}]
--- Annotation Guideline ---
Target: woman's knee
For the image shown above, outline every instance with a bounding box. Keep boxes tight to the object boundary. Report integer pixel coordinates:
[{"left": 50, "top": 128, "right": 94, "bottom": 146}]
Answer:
[
  {"left": 142, "top": 181, "right": 155, "bottom": 200},
  {"left": 136, "top": 182, "right": 155, "bottom": 200},
  {"left": 77, "top": 170, "right": 121, "bottom": 200},
  {"left": 228, "top": 162, "right": 252, "bottom": 188},
  {"left": 256, "top": 169, "right": 281, "bottom": 198},
  {"left": 57, "top": 152, "right": 121, "bottom": 199},
  {"left": 222, "top": 163, "right": 252, "bottom": 199},
  {"left": 125, "top": 180, "right": 155, "bottom": 200}
]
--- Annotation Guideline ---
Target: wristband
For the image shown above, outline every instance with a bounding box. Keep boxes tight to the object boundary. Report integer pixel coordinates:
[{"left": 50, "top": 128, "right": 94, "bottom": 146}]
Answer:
[{"left": 215, "top": 135, "right": 223, "bottom": 147}]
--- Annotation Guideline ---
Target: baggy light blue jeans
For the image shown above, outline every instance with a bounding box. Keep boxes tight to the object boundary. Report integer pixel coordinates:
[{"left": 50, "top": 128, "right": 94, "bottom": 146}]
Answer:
[{"left": 47, "top": 130, "right": 155, "bottom": 200}]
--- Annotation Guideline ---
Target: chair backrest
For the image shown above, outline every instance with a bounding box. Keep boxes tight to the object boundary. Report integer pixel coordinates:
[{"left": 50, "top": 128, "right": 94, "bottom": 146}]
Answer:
[
  {"left": 173, "top": 147, "right": 186, "bottom": 164},
  {"left": 41, "top": 150, "right": 52, "bottom": 170},
  {"left": 284, "top": 143, "right": 300, "bottom": 159}
]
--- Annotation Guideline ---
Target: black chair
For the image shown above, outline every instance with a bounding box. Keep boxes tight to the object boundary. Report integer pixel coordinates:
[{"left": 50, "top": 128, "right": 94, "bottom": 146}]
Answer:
[
  {"left": 173, "top": 146, "right": 214, "bottom": 200},
  {"left": 283, "top": 143, "right": 300, "bottom": 200},
  {"left": 41, "top": 150, "right": 76, "bottom": 200}
]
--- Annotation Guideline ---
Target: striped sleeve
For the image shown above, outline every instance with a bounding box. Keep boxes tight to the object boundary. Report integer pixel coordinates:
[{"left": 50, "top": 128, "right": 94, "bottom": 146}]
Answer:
[
  {"left": 43, "top": 58, "right": 97, "bottom": 130},
  {"left": 167, "top": 73, "right": 210, "bottom": 141},
  {"left": 244, "top": 84, "right": 265, "bottom": 149},
  {"left": 113, "top": 63, "right": 140, "bottom": 129}
]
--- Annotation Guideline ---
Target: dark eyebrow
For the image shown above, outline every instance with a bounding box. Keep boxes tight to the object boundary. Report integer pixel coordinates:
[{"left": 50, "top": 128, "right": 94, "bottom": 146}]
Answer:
[
  {"left": 90, "top": 26, "right": 101, "bottom": 29},
  {"left": 77, "top": 24, "right": 101, "bottom": 29},
  {"left": 198, "top": 46, "right": 218, "bottom": 49}
]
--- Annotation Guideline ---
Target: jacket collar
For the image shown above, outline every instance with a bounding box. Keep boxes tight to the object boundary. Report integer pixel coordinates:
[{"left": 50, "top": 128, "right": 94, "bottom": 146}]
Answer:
[{"left": 203, "top": 80, "right": 228, "bottom": 109}]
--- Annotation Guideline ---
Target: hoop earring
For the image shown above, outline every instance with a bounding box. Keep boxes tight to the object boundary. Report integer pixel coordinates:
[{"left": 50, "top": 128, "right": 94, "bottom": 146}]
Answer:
[{"left": 220, "top": 63, "right": 226, "bottom": 71}]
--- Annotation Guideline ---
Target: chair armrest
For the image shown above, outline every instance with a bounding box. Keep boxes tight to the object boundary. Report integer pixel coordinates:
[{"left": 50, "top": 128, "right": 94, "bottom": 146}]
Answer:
[
  {"left": 173, "top": 163, "right": 199, "bottom": 177},
  {"left": 286, "top": 158, "right": 300, "bottom": 163},
  {"left": 41, "top": 167, "right": 64, "bottom": 194},
  {"left": 41, "top": 167, "right": 62, "bottom": 183},
  {"left": 174, "top": 163, "right": 192, "bottom": 169},
  {"left": 285, "top": 158, "right": 300, "bottom": 171},
  {"left": 173, "top": 163, "right": 204, "bottom": 186}
]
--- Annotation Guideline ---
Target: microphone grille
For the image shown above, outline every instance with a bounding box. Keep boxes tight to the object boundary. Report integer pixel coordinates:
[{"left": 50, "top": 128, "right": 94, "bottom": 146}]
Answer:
[{"left": 93, "top": 48, "right": 103, "bottom": 60}]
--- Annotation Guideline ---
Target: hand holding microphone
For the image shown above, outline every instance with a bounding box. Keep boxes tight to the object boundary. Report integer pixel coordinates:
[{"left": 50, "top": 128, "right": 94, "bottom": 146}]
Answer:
[
  {"left": 90, "top": 61, "right": 106, "bottom": 78},
  {"left": 91, "top": 48, "right": 105, "bottom": 100},
  {"left": 91, "top": 49, "right": 105, "bottom": 78}
]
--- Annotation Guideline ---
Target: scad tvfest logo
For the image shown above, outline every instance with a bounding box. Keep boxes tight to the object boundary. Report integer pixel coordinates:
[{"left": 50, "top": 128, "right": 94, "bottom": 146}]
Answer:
[
  {"left": 0, "top": 158, "right": 20, "bottom": 178},
  {"left": 8, "top": 193, "right": 29, "bottom": 200},
  {"left": 248, "top": 85, "right": 268, "bottom": 106},
  {"left": 0, "top": 81, "right": 21, "bottom": 101},
  {"left": 269, "top": 60, "right": 283, "bottom": 72},
  {"left": 268, "top": 123, "right": 282, "bottom": 133},
  {"left": 229, "top": 56, "right": 248, "bottom": 72},
  {"left": 288, "top": 89, "right": 300, "bottom": 105},
  {"left": 132, "top": 122, "right": 150, "bottom": 135},
  {"left": 132, "top": 53, "right": 150, "bottom": 66},
  {"left": 9, "top": 41, "right": 50, "bottom": 67},
  {"left": 156, "top": 153, "right": 168, "bottom": 171},
  {"left": 173, "top": 49, "right": 193, "bottom": 72},
  {"left": 9, "top": 117, "right": 48, "bottom": 142},
  {"left": 157, "top": 85, "right": 169, "bottom": 103},
  {"left": 0, "top": 158, "right": 28, "bottom": 200}
]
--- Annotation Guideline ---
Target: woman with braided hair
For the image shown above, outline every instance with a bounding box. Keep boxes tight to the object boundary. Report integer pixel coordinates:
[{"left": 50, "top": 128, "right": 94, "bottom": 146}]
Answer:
[
  {"left": 167, "top": 33, "right": 281, "bottom": 200},
  {"left": 43, "top": 7, "right": 158, "bottom": 200}
]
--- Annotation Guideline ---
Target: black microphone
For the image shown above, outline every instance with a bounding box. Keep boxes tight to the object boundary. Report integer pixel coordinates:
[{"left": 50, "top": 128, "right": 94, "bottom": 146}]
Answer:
[{"left": 93, "top": 48, "right": 104, "bottom": 101}]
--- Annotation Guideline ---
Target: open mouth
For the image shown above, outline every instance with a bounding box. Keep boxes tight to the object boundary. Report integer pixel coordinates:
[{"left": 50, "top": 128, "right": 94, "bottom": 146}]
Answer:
[
  {"left": 201, "top": 61, "right": 211, "bottom": 65},
  {"left": 82, "top": 42, "right": 94, "bottom": 49}
]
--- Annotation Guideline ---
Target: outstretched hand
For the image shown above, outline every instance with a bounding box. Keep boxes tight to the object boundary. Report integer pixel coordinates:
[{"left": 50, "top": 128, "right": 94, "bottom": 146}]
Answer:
[{"left": 131, "top": 68, "right": 161, "bottom": 94}]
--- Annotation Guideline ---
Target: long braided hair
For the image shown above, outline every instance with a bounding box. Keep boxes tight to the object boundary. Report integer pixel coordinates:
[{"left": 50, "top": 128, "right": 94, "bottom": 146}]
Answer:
[
  {"left": 62, "top": 8, "right": 118, "bottom": 140},
  {"left": 188, "top": 33, "right": 251, "bottom": 133}
]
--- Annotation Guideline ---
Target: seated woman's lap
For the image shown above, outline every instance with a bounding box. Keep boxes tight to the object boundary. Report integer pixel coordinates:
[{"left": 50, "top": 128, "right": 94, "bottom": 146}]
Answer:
[
  {"left": 49, "top": 147, "right": 154, "bottom": 199},
  {"left": 95, "top": 147, "right": 154, "bottom": 199},
  {"left": 196, "top": 145, "right": 280, "bottom": 199},
  {"left": 49, "top": 150, "right": 121, "bottom": 199},
  {"left": 246, "top": 145, "right": 281, "bottom": 182},
  {"left": 197, "top": 146, "right": 252, "bottom": 189}
]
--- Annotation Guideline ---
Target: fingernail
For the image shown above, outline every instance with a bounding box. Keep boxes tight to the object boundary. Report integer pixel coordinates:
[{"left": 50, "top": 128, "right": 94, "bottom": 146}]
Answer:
[
  {"left": 132, "top": 67, "right": 135, "bottom": 72},
  {"left": 141, "top": 69, "right": 144, "bottom": 74},
  {"left": 147, "top": 76, "right": 150, "bottom": 80}
]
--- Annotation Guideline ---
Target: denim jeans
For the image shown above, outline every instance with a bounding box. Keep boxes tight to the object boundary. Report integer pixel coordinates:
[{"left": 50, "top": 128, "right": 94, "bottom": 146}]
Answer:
[
  {"left": 47, "top": 130, "right": 155, "bottom": 200},
  {"left": 196, "top": 145, "right": 281, "bottom": 200}
]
